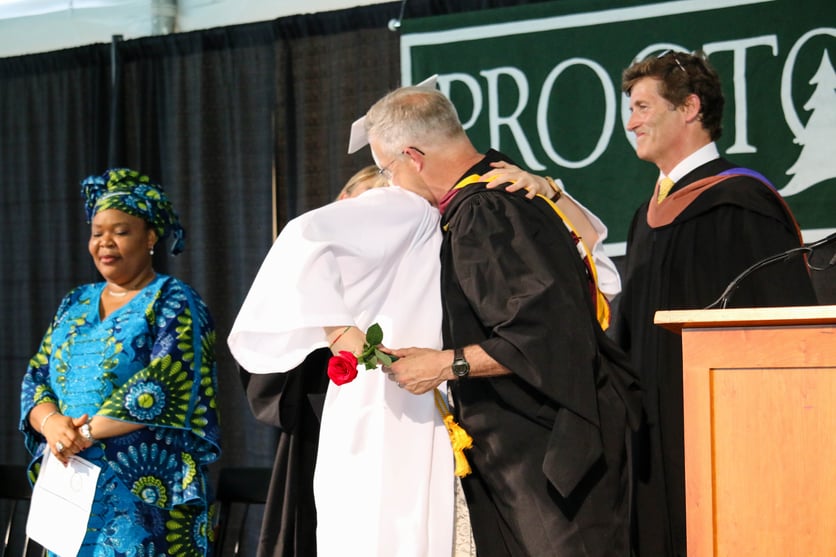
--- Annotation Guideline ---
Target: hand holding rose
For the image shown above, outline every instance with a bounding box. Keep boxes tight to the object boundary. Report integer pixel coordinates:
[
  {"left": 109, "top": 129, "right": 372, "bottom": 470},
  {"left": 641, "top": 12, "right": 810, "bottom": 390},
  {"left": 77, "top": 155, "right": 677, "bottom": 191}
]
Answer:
[{"left": 326, "top": 323, "right": 396, "bottom": 386}]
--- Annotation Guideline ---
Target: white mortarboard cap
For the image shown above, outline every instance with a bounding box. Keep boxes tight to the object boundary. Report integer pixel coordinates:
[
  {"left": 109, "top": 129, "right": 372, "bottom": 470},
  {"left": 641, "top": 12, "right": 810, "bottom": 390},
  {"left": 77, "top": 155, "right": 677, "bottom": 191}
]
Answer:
[{"left": 347, "top": 74, "right": 439, "bottom": 154}]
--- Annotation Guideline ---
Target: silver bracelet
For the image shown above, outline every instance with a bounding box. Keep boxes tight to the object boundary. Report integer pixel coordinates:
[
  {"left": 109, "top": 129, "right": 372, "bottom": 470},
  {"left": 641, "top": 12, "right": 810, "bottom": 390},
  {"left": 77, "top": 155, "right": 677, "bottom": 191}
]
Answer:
[
  {"left": 80, "top": 422, "right": 96, "bottom": 442},
  {"left": 39, "top": 410, "right": 59, "bottom": 434}
]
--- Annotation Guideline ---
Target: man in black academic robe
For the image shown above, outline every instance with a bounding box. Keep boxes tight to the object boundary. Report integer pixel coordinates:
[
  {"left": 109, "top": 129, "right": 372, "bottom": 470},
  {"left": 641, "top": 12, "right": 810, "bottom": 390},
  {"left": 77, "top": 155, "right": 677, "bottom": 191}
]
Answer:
[
  {"left": 617, "top": 51, "right": 818, "bottom": 557},
  {"left": 365, "top": 84, "right": 642, "bottom": 556},
  {"left": 439, "top": 151, "right": 642, "bottom": 557}
]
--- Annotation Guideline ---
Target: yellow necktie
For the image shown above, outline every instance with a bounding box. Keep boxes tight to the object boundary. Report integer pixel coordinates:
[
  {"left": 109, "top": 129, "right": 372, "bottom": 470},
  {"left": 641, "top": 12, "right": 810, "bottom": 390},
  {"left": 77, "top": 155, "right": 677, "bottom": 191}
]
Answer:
[{"left": 657, "top": 177, "right": 675, "bottom": 204}]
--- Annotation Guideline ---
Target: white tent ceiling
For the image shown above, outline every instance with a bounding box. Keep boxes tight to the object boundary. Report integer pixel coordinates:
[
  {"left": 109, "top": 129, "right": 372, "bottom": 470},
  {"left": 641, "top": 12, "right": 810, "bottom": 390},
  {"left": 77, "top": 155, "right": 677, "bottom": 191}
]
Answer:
[{"left": 0, "top": 0, "right": 385, "bottom": 57}]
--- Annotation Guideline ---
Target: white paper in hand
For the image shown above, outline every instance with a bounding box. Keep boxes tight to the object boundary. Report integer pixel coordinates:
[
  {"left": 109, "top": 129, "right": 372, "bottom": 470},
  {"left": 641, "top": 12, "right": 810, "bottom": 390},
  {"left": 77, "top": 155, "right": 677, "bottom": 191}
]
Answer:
[{"left": 26, "top": 449, "right": 101, "bottom": 557}]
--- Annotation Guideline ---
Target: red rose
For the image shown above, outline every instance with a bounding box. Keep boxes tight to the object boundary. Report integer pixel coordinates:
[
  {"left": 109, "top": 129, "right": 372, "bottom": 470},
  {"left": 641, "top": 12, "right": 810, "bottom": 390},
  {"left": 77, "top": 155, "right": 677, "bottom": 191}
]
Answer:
[{"left": 327, "top": 351, "right": 359, "bottom": 385}]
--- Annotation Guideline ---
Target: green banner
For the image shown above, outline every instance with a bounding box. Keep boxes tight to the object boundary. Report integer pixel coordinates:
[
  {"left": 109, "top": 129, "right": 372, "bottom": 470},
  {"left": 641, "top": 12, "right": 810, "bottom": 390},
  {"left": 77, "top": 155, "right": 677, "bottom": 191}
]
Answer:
[{"left": 402, "top": 0, "right": 835, "bottom": 254}]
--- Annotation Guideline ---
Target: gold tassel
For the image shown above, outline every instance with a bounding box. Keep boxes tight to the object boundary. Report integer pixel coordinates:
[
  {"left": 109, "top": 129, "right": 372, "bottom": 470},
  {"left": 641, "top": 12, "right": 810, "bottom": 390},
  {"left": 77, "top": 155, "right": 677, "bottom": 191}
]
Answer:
[{"left": 434, "top": 389, "right": 473, "bottom": 477}]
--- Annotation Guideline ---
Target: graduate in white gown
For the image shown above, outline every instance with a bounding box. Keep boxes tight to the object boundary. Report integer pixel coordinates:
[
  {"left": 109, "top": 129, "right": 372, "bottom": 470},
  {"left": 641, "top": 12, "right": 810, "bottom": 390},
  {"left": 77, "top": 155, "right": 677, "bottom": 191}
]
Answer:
[{"left": 228, "top": 184, "right": 455, "bottom": 557}]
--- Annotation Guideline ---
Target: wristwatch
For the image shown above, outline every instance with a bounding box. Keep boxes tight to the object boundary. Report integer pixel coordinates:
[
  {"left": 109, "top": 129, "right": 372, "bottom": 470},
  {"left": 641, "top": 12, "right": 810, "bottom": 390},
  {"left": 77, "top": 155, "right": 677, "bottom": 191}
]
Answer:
[{"left": 451, "top": 347, "right": 470, "bottom": 378}]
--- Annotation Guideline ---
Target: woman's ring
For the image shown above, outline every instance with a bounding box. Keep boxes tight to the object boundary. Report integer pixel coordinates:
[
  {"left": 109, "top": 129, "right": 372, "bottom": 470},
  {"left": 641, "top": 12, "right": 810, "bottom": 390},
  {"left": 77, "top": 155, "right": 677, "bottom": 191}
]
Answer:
[{"left": 55, "top": 441, "right": 65, "bottom": 453}]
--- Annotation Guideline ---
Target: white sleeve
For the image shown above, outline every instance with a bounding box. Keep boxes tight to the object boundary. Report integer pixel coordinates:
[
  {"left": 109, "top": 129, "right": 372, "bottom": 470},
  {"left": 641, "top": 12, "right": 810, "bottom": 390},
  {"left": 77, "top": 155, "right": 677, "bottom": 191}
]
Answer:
[
  {"left": 560, "top": 187, "right": 622, "bottom": 299},
  {"left": 227, "top": 187, "right": 439, "bottom": 372}
]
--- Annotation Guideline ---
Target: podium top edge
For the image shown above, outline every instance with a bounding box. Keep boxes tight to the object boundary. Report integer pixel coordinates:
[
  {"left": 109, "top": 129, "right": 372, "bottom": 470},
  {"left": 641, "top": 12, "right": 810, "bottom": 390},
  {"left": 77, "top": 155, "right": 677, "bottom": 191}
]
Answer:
[{"left": 654, "top": 305, "right": 836, "bottom": 332}]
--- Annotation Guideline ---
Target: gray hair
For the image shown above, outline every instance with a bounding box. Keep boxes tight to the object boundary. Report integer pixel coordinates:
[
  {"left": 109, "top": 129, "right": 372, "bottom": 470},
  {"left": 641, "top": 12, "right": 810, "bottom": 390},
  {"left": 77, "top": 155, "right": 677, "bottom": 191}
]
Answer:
[{"left": 364, "top": 87, "right": 465, "bottom": 157}]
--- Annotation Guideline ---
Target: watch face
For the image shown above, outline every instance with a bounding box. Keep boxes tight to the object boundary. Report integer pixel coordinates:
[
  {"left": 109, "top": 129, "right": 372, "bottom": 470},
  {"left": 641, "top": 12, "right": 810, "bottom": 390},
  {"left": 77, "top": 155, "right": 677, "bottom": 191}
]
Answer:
[{"left": 452, "top": 359, "right": 470, "bottom": 377}]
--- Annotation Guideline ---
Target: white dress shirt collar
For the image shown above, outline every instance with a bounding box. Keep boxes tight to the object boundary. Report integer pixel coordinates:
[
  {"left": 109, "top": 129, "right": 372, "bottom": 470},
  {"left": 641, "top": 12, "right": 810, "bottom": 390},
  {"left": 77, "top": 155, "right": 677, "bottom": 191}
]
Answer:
[{"left": 658, "top": 142, "right": 720, "bottom": 183}]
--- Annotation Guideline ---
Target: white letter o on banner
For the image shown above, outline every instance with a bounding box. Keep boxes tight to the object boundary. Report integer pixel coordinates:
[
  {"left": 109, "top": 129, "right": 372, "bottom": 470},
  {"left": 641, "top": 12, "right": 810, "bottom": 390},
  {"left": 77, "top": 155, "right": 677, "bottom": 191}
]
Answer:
[{"left": 537, "top": 58, "right": 616, "bottom": 169}]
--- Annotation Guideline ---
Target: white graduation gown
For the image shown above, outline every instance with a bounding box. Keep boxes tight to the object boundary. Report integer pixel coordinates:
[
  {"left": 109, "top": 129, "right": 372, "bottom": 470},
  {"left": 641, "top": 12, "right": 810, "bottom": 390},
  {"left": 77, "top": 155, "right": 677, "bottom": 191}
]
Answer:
[{"left": 227, "top": 186, "right": 454, "bottom": 557}]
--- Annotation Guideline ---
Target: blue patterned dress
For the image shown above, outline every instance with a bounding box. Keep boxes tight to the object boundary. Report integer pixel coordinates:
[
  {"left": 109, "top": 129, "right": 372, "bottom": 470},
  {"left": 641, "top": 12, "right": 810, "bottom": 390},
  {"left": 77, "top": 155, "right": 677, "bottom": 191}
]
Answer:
[{"left": 20, "top": 274, "right": 221, "bottom": 557}]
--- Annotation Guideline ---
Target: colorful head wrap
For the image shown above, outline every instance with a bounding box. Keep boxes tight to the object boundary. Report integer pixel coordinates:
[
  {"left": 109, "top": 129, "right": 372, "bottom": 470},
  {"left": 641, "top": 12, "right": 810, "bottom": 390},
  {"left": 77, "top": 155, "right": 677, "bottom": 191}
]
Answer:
[{"left": 81, "top": 168, "right": 185, "bottom": 255}]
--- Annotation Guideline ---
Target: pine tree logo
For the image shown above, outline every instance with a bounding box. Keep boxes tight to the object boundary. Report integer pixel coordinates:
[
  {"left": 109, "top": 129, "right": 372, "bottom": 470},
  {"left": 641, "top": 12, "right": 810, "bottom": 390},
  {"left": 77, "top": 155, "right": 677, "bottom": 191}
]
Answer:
[{"left": 780, "top": 49, "right": 836, "bottom": 196}]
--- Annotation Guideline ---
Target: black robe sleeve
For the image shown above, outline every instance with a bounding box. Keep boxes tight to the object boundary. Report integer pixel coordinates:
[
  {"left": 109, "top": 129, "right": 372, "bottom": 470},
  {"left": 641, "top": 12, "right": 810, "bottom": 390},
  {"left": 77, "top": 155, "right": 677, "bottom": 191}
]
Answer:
[{"left": 238, "top": 348, "right": 330, "bottom": 557}]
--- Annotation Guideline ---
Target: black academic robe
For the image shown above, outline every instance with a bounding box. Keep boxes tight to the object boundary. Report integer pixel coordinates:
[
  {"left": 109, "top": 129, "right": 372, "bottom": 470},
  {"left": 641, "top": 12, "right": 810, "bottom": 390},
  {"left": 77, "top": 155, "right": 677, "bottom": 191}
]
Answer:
[
  {"left": 613, "top": 158, "right": 818, "bottom": 557},
  {"left": 441, "top": 150, "right": 642, "bottom": 557},
  {"left": 239, "top": 348, "right": 331, "bottom": 557}
]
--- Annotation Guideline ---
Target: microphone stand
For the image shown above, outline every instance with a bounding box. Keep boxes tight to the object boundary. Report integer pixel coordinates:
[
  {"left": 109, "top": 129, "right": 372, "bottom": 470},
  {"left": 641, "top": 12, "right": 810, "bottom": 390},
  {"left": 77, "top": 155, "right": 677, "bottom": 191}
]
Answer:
[{"left": 705, "top": 232, "right": 836, "bottom": 310}]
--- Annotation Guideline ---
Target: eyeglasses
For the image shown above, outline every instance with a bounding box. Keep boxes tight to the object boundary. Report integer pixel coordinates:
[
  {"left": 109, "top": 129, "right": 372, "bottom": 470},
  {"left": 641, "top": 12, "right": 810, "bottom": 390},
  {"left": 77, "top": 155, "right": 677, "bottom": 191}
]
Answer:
[
  {"left": 377, "top": 157, "right": 397, "bottom": 180},
  {"left": 658, "top": 49, "right": 686, "bottom": 73},
  {"left": 376, "top": 146, "right": 425, "bottom": 180}
]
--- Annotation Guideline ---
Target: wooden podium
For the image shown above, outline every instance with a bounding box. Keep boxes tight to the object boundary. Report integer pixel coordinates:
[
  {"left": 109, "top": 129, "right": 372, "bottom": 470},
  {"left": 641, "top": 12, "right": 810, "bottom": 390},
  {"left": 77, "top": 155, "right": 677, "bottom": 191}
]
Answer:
[{"left": 655, "top": 305, "right": 836, "bottom": 557}]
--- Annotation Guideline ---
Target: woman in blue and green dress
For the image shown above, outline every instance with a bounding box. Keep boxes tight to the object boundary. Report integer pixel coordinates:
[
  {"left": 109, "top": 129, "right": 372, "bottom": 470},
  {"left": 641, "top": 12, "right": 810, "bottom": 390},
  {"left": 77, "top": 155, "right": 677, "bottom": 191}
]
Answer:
[{"left": 20, "top": 168, "right": 221, "bottom": 556}]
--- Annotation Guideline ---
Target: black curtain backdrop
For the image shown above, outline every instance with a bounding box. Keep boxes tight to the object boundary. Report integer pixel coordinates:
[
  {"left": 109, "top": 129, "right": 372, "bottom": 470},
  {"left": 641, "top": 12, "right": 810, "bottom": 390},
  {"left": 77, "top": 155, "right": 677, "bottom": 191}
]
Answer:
[
  {"left": 0, "top": 1, "right": 566, "bottom": 554},
  {"left": 0, "top": 45, "right": 113, "bottom": 461},
  {"left": 115, "top": 24, "right": 283, "bottom": 468}
]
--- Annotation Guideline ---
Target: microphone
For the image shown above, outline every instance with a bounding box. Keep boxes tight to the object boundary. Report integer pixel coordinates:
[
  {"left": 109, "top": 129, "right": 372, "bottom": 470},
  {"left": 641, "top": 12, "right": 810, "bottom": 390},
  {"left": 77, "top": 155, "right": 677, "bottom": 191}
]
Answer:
[{"left": 705, "top": 231, "right": 836, "bottom": 309}]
